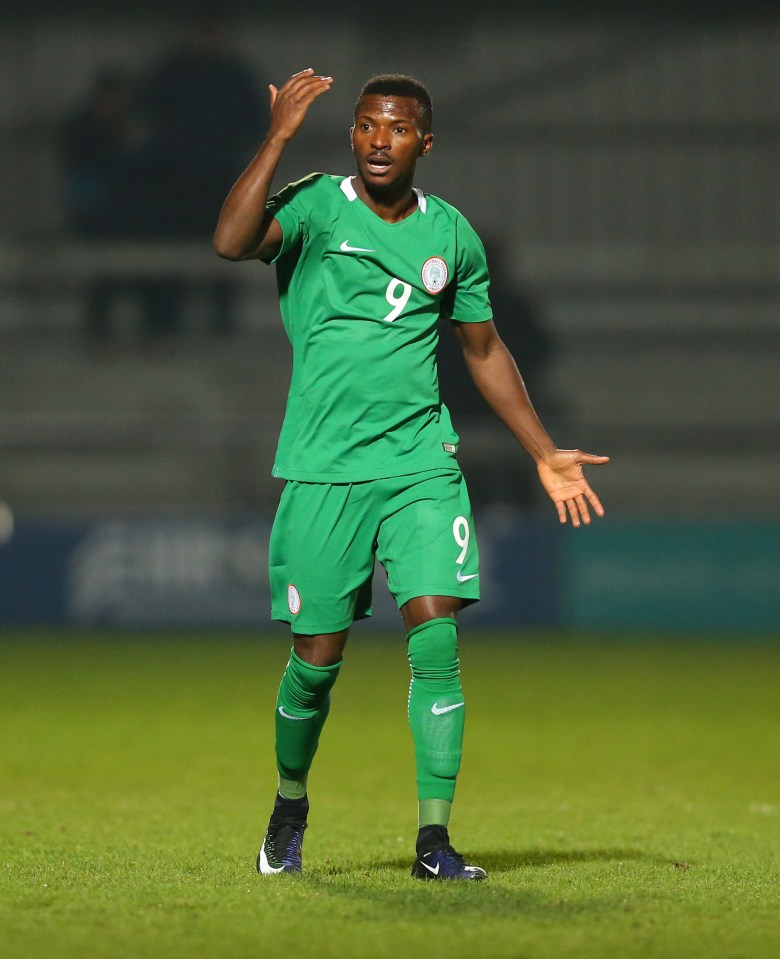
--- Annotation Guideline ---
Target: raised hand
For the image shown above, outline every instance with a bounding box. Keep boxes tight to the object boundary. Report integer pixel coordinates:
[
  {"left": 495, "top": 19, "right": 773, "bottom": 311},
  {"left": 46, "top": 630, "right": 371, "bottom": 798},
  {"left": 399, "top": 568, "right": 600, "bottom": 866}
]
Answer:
[
  {"left": 268, "top": 68, "right": 333, "bottom": 143},
  {"left": 536, "top": 449, "right": 610, "bottom": 527}
]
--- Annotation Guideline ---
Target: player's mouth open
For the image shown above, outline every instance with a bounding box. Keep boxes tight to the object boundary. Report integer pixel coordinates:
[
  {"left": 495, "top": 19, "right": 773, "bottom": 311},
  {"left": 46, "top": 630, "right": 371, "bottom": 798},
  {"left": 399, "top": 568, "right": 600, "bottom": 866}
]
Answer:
[{"left": 367, "top": 156, "right": 391, "bottom": 174}]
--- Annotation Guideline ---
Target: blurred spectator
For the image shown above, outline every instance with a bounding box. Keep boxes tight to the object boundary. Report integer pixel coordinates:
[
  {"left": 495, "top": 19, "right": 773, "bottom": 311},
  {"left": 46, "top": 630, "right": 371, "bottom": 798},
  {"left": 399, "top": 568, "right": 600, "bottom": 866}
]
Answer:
[
  {"left": 140, "top": 8, "right": 267, "bottom": 335},
  {"left": 437, "top": 239, "right": 555, "bottom": 507},
  {"left": 62, "top": 69, "right": 162, "bottom": 348},
  {"left": 62, "top": 69, "right": 137, "bottom": 239}
]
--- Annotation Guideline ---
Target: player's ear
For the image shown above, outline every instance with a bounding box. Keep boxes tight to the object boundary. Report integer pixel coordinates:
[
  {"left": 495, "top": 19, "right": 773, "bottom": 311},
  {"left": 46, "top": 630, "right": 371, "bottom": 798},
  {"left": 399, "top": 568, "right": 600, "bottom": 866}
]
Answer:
[{"left": 420, "top": 132, "right": 433, "bottom": 157}]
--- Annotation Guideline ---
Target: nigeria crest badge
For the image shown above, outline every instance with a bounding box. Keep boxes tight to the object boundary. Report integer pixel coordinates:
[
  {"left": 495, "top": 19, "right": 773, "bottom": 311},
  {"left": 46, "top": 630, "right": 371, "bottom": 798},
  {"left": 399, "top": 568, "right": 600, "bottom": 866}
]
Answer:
[
  {"left": 287, "top": 583, "right": 302, "bottom": 615},
  {"left": 421, "top": 256, "right": 448, "bottom": 294}
]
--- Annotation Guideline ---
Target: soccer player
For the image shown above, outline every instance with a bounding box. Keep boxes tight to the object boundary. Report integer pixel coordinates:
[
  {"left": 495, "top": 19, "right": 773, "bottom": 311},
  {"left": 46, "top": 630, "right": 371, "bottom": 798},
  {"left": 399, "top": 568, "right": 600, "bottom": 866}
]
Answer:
[{"left": 213, "top": 69, "right": 608, "bottom": 881}]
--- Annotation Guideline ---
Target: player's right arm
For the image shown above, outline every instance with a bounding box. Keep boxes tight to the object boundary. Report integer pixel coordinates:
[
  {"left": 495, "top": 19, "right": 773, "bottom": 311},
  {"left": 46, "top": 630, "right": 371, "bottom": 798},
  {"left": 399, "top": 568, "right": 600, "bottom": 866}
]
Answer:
[{"left": 213, "top": 69, "right": 333, "bottom": 262}]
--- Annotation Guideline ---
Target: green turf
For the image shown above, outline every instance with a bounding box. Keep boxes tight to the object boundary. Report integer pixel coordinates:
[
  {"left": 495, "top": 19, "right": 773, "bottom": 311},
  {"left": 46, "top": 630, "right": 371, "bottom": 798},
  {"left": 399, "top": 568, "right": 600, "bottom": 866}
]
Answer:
[{"left": 1, "top": 630, "right": 778, "bottom": 959}]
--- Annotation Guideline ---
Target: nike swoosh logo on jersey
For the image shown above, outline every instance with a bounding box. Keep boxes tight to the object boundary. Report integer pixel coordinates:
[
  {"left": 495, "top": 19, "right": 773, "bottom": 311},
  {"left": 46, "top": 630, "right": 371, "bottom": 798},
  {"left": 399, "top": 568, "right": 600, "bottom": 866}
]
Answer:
[
  {"left": 456, "top": 570, "right": 479, "bottom": 582},
  {"left": 339, "top": 240, "right": 376, "bottom": 253},
  {"left": 278, "top": 706, "right": 311, "bottom": 721},
  {"left": 431, "top": 702, "right": 465, "bottom": 716}
]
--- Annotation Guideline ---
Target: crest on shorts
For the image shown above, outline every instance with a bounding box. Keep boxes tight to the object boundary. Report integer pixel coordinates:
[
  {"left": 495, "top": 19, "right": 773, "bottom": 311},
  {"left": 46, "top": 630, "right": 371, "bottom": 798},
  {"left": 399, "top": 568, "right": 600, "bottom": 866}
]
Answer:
[
  {"left": 421, "top": 256, "right": 448, "bottom": 294},
  {"left": 287, "top": 584, "right": 302, "bottom": 615}
]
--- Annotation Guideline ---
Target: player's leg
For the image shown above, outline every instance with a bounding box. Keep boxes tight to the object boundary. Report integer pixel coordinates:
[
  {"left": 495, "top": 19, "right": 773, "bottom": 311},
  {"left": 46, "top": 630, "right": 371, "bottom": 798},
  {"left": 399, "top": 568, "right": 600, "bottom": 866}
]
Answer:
[
  {"left": 259, "top": 481, "right": 376, "bottom": 874},
  {"left": 402, "top": 599, "right": 485, "bottom": 880},
  {"left": 259, "top": 629, "right": 348, "bottom": 875},
  {"left": 377, "top": 471, "right": 486, "bottom": 880}
]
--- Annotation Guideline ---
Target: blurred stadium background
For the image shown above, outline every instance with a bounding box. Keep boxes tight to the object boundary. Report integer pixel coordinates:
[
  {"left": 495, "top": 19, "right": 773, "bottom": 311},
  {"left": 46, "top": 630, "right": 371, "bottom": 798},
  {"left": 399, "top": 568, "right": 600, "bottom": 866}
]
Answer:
[{"left": 0, "top": 0, "right": 777, "bottom": 633}]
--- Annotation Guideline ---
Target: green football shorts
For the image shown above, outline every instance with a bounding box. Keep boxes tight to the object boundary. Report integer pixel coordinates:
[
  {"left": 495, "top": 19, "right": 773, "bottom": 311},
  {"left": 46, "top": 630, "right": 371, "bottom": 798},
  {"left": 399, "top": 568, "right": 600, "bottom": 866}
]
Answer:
[{"left": 269, "top": 468, "right": 480, "bottom": 634}]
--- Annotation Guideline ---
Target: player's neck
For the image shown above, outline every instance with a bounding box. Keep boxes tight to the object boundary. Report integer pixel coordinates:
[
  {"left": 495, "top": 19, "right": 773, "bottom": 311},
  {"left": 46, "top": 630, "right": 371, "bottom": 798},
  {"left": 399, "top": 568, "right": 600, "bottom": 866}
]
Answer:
[{"left": 353, "top": 175, "right": 418, "bottom": 224}]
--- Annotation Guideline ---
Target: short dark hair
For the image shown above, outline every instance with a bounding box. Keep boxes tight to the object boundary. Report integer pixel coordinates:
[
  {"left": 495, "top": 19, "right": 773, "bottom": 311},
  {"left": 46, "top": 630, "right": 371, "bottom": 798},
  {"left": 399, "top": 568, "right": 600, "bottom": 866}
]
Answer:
[{"left": 355, "top": 74, "right": 433, "bottom": 132}]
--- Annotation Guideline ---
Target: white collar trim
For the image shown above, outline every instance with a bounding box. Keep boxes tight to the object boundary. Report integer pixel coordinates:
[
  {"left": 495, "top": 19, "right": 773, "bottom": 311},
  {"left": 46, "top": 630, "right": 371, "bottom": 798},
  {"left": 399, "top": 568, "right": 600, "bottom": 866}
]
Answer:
[
  {"left": 340, "top": 176, "right": 358, "bottom": 200},
  {"left": 339, "top": 177, "right": 427, "bottom": 213}
]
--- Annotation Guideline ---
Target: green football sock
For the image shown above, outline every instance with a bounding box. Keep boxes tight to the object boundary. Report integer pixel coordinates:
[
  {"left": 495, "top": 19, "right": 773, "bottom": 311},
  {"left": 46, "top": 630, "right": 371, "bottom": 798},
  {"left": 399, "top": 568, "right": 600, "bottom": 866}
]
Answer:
[
  {"left": 278, "top": 777, "right": 308, "bottom": 801},
  {"left": 407, "top": 618, "right": 464, "bottom": 821},
  {"left": 418, "top": 798, "right": 453, "bottom": 828},
  {"left": 274, "top": 649, "right": 341, "bottom": 795}
]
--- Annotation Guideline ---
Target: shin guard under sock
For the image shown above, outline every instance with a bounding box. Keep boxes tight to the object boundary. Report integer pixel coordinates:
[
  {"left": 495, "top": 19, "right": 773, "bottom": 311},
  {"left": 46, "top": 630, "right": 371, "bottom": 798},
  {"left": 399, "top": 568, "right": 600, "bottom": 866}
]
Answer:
[
  {"left": 407, "top": 618, "right": 464, "bottom": 808},
  {"left": 275, "top": 649, "right": 341, "bottom": 786}
]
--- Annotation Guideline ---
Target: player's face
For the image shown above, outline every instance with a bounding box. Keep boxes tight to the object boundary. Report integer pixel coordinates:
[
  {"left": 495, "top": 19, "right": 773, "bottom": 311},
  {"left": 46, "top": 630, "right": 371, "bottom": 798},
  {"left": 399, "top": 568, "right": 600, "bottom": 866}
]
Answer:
[{"left": 351, "top": 95, "right": 433, "bottom": 193}]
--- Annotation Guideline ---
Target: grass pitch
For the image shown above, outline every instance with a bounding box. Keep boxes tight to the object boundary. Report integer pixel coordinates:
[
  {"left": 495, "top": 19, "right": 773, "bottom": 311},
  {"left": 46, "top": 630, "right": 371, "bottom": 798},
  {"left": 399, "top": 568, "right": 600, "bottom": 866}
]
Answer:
[{"left": 1, "top": 630, "right": 778, "bottom": 959}]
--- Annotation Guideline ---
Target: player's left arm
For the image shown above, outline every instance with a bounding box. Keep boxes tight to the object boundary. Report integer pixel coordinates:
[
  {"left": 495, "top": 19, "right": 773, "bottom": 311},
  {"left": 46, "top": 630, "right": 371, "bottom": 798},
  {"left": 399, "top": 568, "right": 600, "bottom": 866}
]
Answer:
[{"left": 453, "top": 319, "right": 609, "bottom": 527}]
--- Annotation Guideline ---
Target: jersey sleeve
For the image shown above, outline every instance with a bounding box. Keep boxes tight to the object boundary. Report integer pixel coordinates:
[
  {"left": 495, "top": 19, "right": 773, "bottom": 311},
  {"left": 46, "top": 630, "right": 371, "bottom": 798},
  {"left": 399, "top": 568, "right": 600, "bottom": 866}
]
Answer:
[
  {"left": 441, "top": 214, "right": 493, "bottom": 324},
  {"left": 264, "top": 173, "right": 323, "bottom": 262}
]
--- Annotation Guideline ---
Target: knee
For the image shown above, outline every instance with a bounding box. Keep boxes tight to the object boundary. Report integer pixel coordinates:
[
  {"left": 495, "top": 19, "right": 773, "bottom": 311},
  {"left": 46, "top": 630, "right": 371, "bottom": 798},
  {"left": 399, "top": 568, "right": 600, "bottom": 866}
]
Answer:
[
  {"left": 402, "top": 596, "right": 461, "bottom": 632},
  {"left": 282, "top": 648, "right": 342, "bottom": 708},
  {"left": 293, "top": 631, "right": 347, "bottom": 667},
  {"left": 407, "top": 617, "right": 460, "bottom": 681}
]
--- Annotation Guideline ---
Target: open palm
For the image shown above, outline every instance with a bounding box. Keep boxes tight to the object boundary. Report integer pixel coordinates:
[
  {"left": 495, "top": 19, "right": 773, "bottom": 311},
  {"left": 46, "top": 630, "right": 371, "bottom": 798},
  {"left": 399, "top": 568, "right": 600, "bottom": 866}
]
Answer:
[{"left": 536, "top": 449, "right": 609, "bottom": 527}]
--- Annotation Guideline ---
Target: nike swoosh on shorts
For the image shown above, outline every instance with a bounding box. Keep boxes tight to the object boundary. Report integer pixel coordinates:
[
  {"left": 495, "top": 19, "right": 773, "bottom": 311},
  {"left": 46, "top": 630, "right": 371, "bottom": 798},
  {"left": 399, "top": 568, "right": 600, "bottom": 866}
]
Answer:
[{"left": 456, "top": 571, "right": 479, "bottom": 582}]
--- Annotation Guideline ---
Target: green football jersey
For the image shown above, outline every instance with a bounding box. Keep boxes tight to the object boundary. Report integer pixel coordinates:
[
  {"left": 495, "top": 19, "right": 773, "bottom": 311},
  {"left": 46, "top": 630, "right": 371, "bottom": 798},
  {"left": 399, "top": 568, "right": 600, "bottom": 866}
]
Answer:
[{"left": 265, "top": 173, "right": 492, "bottom": 482}]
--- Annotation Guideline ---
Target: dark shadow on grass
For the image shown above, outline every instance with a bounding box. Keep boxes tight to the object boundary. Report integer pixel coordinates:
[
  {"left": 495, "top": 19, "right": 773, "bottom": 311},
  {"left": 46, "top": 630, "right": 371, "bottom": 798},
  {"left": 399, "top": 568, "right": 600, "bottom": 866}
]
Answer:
[
  {"left": 296, "top": 848, "right": 677, "bottom": 919},
  {"left": 475, "top": 847, "right": 670, "bottom": 871},
  {"left": 320, "top": 847, "right": 668, "bottom": 875}
]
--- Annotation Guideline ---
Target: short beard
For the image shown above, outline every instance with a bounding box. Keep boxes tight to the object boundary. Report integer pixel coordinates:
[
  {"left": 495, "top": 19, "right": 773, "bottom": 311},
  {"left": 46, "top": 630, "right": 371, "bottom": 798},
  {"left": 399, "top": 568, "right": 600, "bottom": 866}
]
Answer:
[{"left": 356, "top": 164, "right": 413, "bottom": 199}]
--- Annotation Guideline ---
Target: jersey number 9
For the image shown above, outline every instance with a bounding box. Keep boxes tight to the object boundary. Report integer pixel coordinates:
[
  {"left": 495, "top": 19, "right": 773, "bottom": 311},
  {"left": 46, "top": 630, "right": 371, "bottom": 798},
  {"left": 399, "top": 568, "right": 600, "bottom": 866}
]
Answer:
[{"left": 382, "top": 278, "right": 413, "bottom": 323}]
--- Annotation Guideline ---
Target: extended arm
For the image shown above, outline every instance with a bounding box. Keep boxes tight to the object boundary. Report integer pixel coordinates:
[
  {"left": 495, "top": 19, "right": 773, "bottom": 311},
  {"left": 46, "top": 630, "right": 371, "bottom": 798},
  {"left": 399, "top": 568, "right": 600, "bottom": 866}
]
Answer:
[
  {"left": 454, "top": 319, "right": 609, "bottom": 526},
  {"left": 213, "top": 69, "right": 333, "bottom": 262}
]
